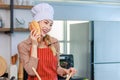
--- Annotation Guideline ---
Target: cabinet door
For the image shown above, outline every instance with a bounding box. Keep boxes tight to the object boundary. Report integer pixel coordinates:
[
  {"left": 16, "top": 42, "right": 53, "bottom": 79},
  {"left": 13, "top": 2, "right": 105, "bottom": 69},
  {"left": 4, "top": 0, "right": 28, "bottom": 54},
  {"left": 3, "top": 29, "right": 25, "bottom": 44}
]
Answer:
[
  {"left": 94, "top": 21, "right": 120, "bottom": 63},
  {"left": 70, "top": 22, "right": 90, "bottom": 77},
  {"left": 94, "top": 64, "right": 120, "bottom": 80},
  {"left": 94, "top": 21, "right": 120, "bottom": 80}
]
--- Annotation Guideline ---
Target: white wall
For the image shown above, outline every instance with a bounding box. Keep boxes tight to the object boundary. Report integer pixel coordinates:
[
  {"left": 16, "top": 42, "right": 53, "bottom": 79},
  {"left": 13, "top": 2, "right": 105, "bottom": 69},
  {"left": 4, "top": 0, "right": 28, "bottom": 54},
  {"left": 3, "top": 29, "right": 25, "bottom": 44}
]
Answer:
[
  {"left": 14, "top": 9, "right": 32, "bottom": 28},
  {"left": 45, "top": 2, "right": 120, "bottom": 21},
  {"left": 0, "top": 9, "right": 10, "bottom": 28},
  {"left": 11, "top": 32, "right": 29, "bottom": 56}
]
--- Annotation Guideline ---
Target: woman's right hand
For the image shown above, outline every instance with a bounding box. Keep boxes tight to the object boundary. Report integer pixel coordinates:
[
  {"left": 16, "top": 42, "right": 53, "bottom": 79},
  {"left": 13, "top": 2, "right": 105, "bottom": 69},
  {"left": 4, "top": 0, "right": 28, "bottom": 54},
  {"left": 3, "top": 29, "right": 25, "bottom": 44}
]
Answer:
[{"left": 30, "top": 29, "right": 41, "bottom": 46}]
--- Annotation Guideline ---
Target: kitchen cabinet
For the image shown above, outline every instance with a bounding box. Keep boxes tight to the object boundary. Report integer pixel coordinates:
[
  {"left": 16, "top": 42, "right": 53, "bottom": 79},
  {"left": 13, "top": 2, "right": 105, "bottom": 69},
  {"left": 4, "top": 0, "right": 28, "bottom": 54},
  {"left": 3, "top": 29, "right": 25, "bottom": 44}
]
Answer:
[
  {"left": 0, "top": 4, "right": 32, "bottom": 33},
  {"left": 94, "top": 21, "right": 120, "bottom": 80}
]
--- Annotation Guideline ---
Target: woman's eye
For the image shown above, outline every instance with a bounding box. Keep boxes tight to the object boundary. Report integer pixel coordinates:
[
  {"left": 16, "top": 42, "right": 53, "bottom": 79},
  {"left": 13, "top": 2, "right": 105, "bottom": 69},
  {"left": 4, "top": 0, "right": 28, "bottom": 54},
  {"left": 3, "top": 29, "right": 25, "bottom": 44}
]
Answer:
[{"left": 44, "top": 21, "right": 48, "bottom": 24}]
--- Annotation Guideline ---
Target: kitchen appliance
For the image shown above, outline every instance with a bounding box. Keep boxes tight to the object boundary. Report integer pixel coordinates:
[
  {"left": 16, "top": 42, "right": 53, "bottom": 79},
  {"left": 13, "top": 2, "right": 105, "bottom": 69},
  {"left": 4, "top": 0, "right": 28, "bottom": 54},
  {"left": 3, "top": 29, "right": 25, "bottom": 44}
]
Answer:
[
  {"left": 59, "top": 54, "right": 74, "bottom": 69},
  {"left": 58, "top": 54, "right": 74, "bottom": 80},
  {"left": 58, "top": 54, "right": 85, "bottom": 80}
]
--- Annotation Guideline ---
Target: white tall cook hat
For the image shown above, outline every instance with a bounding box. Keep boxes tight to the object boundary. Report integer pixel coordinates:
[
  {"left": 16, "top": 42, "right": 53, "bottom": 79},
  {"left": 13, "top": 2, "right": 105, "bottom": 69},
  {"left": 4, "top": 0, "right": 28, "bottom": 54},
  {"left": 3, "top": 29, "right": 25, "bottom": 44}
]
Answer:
[{"left": 31, "top": 3, "right": 54, "bottom": 22}]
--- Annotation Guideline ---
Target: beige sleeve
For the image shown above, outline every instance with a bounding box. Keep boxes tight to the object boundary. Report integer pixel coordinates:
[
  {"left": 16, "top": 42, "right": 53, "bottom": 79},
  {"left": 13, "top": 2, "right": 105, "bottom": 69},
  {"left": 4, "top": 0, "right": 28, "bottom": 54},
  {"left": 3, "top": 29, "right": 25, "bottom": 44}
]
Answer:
[
  {"left": 53, "top": 39, "right": 67, "bottom": 76},
  {"left": 17, "top": 42, "right": 39, "bottom": 76},
  {"left": 52, "top": 39, "right": 60, "bottom": 67},
  {"left": 56, "top": 41, "right": 60, "bottom": 66}
]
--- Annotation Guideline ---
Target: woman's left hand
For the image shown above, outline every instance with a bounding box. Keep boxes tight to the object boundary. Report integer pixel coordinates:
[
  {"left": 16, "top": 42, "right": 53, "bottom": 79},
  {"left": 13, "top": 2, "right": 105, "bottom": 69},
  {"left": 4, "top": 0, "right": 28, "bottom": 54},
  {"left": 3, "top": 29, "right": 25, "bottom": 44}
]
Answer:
[
  {"left": 67, "top": 67, "right": 77, "bottom": 77},
  {"left": 57, "top": 66, "right": 77, "bottom": 77}
]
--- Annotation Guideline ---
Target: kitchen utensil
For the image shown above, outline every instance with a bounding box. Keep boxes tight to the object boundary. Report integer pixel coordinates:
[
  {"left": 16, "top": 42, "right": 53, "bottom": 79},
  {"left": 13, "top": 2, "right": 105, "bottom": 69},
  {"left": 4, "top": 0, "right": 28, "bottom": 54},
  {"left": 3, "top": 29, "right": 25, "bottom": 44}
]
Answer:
[
  {"left": 0, "top": 56, "right": 7, "bottom": 76},
  {"left": 18, "top": 62, "right": 23, "bottom": 79},
  {"left": 16, "top": 17, "right": 25, "bottom": 25},
  {"left": 11, "top": 54, "right": 18, "bottom": 65},
  {"left": 10, "top": 65, "right": 17, "bottom": 79},
  {"left": 32, "top": 67, "right": 41, "bottom": 80},
  {"left": 65, "top": 72, "right": 72, "bottom": 80}
]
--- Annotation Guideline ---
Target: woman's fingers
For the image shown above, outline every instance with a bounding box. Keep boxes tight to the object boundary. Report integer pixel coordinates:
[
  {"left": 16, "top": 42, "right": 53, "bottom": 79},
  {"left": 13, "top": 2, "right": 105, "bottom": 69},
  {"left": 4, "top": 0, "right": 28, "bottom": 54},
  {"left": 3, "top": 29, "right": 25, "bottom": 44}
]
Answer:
[
  {"left": 30, "top": 29, "right": 41, "bottom": 45},
  {"left": 57, "top": 67, "right": 68, "bottom": 77},
  {"left": 30, "top": 29, "right": 38, "bottom": 36},
  {"left": 68, "top": 67, "right": 77, "bottom": 77},
  {"left": 62, "top": 68, "right": 69, "bottom": 77},
  {"left": 30, "top": 29, "right": 40, "bottom": 38}
]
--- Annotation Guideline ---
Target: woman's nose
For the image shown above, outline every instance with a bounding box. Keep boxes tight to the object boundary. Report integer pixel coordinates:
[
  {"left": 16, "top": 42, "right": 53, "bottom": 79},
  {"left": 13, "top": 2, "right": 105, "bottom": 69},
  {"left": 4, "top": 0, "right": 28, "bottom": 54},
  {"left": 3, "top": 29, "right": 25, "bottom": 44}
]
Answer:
[{"left": 45, "top": 25, "right": 50, "bottom": 29}]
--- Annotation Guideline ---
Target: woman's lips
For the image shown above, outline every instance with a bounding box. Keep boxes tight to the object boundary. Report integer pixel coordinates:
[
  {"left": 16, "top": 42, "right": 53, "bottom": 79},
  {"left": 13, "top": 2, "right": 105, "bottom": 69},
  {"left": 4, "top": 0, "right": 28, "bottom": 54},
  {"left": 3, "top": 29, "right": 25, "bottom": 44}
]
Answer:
[
  {"left": 42, "top": 29, "right": 48, "bottom": 34},
  {"left": 41, "top": 30, "right": 47, "bottom": 37}
]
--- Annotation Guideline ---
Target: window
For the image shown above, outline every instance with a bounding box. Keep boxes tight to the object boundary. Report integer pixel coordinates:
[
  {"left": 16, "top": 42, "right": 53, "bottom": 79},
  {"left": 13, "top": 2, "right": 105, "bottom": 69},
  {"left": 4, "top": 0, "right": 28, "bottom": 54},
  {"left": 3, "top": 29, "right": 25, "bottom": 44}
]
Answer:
[
  {"left": 48, "top": 21, "right": 64, "bottom": 41},
  {"left": 49, "top": 20, "right": 88, "bottom": 54},
  {"left": 48, "top": 20, "right": 64, "bottom": 53}
]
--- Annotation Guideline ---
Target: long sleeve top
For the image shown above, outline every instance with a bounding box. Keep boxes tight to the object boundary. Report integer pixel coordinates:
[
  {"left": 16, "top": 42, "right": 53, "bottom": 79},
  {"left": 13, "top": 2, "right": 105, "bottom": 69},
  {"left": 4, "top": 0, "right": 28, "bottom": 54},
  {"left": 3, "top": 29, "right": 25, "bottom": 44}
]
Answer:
[{"left": 17, "top": 36, "right": 60, "bottom": 76}]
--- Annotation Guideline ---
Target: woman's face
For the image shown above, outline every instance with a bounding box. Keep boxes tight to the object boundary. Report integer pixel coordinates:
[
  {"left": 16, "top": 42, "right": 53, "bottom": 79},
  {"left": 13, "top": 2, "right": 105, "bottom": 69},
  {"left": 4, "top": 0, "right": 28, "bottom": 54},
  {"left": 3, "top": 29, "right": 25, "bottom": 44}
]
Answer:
[{"left": 38, "top": 19, "right": 53, "bottom": 36}]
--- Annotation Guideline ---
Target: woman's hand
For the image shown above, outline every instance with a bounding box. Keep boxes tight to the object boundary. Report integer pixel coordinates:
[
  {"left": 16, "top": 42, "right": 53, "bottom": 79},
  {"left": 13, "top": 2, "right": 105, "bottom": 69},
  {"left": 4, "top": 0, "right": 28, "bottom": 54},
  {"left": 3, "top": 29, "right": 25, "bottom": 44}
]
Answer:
[
  {"left": 67, "top": 67, "right": 77, "bottom": 77},
  {"left": 30, "top": 29, "right": 41, "bottom": 46},
  {"left": 30, "top": 29, "right": 41, "bottom": 58},
  {"left": 57, "top": 66, "right": 69, "bottom": 77},
  {"left": 57, "top": 66, "right": 77, "bottom": 78}
]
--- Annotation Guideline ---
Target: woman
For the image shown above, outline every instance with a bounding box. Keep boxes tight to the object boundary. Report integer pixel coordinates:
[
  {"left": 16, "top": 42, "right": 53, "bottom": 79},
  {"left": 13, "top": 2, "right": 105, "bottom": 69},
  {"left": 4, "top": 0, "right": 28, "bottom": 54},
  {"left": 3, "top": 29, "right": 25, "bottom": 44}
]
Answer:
[{"left": 17, "top": 3, "right": 76, "bottom": 80}]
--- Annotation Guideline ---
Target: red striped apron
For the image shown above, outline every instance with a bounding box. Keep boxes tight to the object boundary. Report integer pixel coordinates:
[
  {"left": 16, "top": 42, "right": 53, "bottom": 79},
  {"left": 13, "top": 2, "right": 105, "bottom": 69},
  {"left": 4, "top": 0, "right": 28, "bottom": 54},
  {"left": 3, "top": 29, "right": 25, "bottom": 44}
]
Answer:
[{"left": 28, "top": 48, "right": 58, "bottom": 80}]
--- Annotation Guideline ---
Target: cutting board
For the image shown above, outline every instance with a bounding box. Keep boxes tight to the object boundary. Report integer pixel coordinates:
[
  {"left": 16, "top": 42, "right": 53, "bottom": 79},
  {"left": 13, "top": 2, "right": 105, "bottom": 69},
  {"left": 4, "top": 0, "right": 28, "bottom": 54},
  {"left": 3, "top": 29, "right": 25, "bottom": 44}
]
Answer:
[{"left": 0, "top": 56, "right": 7, "bottom": 76}]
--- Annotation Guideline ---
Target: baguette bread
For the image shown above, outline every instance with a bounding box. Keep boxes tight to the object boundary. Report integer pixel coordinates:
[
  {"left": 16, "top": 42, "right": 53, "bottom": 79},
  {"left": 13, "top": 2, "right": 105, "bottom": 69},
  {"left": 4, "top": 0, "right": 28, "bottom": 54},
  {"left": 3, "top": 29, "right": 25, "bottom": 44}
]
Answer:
[{"left": 29, "top": 20, "right": 41, "bottom": 42}]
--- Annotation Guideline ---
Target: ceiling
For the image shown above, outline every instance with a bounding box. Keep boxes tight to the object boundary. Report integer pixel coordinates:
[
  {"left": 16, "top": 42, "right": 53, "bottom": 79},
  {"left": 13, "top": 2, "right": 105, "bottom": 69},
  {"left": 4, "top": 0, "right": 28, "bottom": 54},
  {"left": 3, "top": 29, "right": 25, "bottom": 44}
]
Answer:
[
  {"left": 39, "top": 0, "right": 120, "bottom": 6},
  {"left": 40, "top": 0, "right": 120, "bottom": 2}
]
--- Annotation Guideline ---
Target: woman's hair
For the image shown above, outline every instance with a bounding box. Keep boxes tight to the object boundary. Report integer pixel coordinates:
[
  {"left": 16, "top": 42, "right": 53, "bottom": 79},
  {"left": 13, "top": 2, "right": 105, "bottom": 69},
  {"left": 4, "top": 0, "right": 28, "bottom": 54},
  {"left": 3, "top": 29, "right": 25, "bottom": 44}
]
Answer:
[{"left": 43, "top": 34, "right": 57, "bottom": 55}]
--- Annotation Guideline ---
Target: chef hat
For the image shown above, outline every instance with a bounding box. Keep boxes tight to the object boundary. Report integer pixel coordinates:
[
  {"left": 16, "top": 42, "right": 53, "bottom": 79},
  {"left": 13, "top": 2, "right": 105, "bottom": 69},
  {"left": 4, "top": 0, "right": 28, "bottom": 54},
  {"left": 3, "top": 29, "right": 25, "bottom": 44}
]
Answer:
[{"left": 31, "top": 3, "right": 54, "bottom": 22}]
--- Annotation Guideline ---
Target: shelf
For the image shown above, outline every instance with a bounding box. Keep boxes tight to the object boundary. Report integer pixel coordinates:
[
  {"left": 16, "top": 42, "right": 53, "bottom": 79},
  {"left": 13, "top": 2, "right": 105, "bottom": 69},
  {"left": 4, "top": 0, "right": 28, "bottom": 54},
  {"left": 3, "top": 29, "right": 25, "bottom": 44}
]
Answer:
[
  {"left": 0, "top": 28, "right": 29, "bottom": 32},
  {"left": 0, "top": 28, "right": 10, "bottom": 32},
  {"left": 0, "top": 4, "right": 10, "bottom": 9},
  {"left": 14, "top": 28, "right": 29, "bottom": 32},
  {"left": 14, "top": 5, "right": 33, "bottom": 9},
  {"left": 0, "top": 4, "right": 32, "bottom": 33},
  {"left": 0, "top": 4, "right": 33, "bottom": 9}
]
